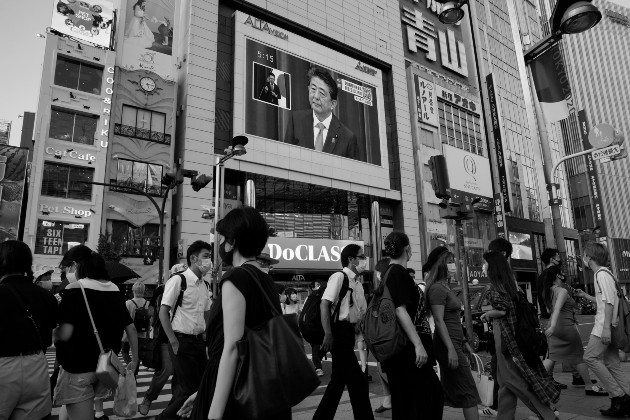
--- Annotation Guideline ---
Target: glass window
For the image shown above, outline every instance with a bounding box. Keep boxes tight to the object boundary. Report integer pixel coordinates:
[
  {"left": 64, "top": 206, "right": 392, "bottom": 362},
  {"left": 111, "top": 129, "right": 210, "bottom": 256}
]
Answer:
[
  {"left": 34, "top": 220, "right": 89, "bottom": 255},
  {"left": 438, "top": 99, "right": 484, "bottom": 156},
  {"left": 49, "top": 108, "right": 98, "bottom": 144},
  {"left": 108, "top": 221, "right": 160, "bottom": 258},
  {"left": 41, "top": 162, "right": 94, "bottom": 200},
  {"left": 54, "top": 56, "right": 103, "bottom": 94},
  {"left": 115, "top": 105, "right": 169, "bottom": 144},
  {"left": 115, "top": 158, "right": 163, "bottom": 196}
]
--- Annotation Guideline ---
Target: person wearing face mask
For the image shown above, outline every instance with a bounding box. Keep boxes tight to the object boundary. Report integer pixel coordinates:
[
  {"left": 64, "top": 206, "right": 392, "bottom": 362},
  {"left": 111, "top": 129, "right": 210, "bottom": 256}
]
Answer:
[
  {"left": 282, "top": 287, "right": 302, "bottom": 315},
  {"left": 312, "top": 244, "right": 374, "bottom": 420},
  {"left": 425, "top": 246, "right": 480, "bottom": 420},
  {"left": 255, "top": 252, "right": 279, "bottom": 275},
  {"left": 157, "top": 241, "right": 213, "bottom": 420},
  {"left": 0, "top": 240, "right": 58, "bottom": 420}
]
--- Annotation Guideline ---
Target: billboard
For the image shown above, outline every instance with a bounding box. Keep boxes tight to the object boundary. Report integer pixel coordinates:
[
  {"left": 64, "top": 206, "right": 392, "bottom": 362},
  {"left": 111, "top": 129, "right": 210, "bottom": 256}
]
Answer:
[
  {"left": 121, "top": 0, "right": 175, "bottom": 80},
  {"left": 443, "top": 144, "right": 493, "bottom": 211},
  {"left": 51, "top": 0, "right": 115, "bottom": 49},
  {"left": 0, "top": 120, "right": 10, "bottom": 144},
  {"left": 264, "top": 238, "right": 364, "bottom": 271},
  {"left": 612, "top": 238, "right": 630, "bottom": 282},
  {"left": 0, "top": 146, "right": 29, "bottom": 242}
]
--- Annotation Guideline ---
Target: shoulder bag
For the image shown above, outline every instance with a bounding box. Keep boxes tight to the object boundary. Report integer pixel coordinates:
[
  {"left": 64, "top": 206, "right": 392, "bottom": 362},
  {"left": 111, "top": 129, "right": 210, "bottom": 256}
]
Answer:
[
  {"left": 232, "top": 265, "right": 320, "bottom": 418},
  {"left": 78, "top": 280, "right": 124, "bottom": 389}
]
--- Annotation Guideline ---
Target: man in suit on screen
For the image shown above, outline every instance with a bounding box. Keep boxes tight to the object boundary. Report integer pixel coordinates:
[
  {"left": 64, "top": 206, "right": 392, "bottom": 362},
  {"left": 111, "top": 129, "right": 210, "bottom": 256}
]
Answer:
[
  {"left": 258, "top": 73, "right": 282, "bottom": 105},
  {"left": 284, "top": 67, "right": 359, "bottom": 160}
]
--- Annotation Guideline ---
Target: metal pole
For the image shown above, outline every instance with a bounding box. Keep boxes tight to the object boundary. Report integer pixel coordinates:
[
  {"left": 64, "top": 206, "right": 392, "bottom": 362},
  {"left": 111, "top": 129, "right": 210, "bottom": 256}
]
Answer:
[
  {"left": 370, "top": 201, "right": 382, "bottom": 291},
  {"left": 245, "top": 179, "right": 256, "bottom": 207},
  {"left": 158, "top": 187, "right": 172, "bottom": 285},
  {"left": 212, "top": 158, "right": 222, "bottom": 297},
  {"left": 455, "top": 217, "right": 474, "bottom": 342}
]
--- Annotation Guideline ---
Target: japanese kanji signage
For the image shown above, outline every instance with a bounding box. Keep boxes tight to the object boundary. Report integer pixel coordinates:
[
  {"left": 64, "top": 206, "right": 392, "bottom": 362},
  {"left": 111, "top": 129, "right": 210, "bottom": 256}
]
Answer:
[
  {"left": 611, "top": 238, "right": 630, "bottom": 282},
  {"left": 436, "top": 85, "right": 479, "bottom": 114},
  {"left": 578, "top": 110, "right": 607, "bottom": 238},
  {"left": 486, "top": 74, "right": 511, "bottom": 213},
  {"left": 401, "top": 1, "right": 470, "bottom": 80},
  {"left": 414, "top": 76, "right": 438, "bottom": 127}
]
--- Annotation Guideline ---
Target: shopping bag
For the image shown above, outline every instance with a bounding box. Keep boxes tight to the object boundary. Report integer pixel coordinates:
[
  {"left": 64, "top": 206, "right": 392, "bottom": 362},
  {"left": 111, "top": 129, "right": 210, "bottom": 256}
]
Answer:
[
  {"left": 113, "top": 369, "right": 138, "bottom": 418},
  {"left": 471, "top": 353, "right": 494, "bottom": 407}
]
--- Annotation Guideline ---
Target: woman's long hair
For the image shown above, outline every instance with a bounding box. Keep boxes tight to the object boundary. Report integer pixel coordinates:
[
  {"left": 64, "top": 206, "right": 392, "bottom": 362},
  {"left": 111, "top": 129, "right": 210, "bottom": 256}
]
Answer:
[
  {"left": 540, "top": 265, "right": 562, "bottom": 312},
  {"left": 424, "top": 248, "right": 453, "bottom": 313},
  {"left": 483, "top": 251, "right": 518, "bottom": 300}
]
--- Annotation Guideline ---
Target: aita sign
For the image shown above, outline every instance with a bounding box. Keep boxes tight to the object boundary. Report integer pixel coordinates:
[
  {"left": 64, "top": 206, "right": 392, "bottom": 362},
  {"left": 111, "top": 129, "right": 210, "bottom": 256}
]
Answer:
[{"left": 265, "top": 238, "right": 364, "bottom": 271}]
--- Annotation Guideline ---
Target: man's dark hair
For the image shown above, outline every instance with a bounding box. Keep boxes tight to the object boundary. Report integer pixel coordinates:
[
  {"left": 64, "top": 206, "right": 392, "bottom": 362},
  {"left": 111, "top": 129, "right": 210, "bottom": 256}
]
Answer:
[
  {"left": 75, "top": 252, "right": 109, "bottom": 280},
  {"left": 541, "top": 248, "right": 559, "bottom": 265},
  {"left": 216, "top": 207, "right": 269, "bottom": 258},
  {"left": 374, "top": 258, "right": 390, "bottom": 276},
  {"left": 488, "top": 238, "right": 513, "bottom": 259},
  {"left": 0, "top": 240, "right": 33, "bottom": 279},
  {"left": 267, "top": 73, "right": 275, "bottom": 79},
  {"left": 341, "top": 244, "right": 361, "bottom": 268},
  {"left": 307, "top": 67, "right": 338, "bottom": 100},
  {"left": 186, "top": 240, "right": 213, "bottom": 266}
]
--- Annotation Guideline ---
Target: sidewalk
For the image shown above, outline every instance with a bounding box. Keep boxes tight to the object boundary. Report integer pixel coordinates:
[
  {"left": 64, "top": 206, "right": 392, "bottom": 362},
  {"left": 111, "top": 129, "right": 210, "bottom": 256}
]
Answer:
[{"left": 292, "top": 363, "right": 630, "bottom": 419}]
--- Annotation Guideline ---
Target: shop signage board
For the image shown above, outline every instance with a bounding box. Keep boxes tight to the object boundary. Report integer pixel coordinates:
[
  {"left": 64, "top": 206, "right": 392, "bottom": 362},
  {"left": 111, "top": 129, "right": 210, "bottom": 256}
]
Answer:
[
  {"left": 578, "top": 110, "right": 607, "bottom": 238},
  {"left": 0, "top": 146, "right": 29, "bottom": 241},
  {"left": 414, "top": 76, "right": 439, "bottom": 127},
  {"left": 265, "top": 238, "right": 364, "bottom": 271},
  {"left": 611, "top": 238, "right": 630, "bottom": 282},
  {"left": 34, "top": 220, "right": 89, "bottom": 255},
  {"left": 486, "top": 73, "right": 511, "bottom": 213},
  {"left": 435, "top": 85, "right": 479, "bottom": 114},
  {"left": 51, "top": 0, "right": 115, "bottom": 49},
  {"left": 592, "top": 144, "right": 621, "bottom": 161},
  {"left": 443, "top": 144, "right": 493, "bottom": 212}
]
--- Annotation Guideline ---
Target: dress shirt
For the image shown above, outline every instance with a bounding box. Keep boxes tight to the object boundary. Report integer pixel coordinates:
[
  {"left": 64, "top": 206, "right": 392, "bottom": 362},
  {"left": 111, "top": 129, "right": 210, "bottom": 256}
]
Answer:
[
  {"left": 322, "top": 267, "right": 366, "bottom": 324},
  {"left": 161, "top": 268, "right": 211, "bottom": 336},
  {"left": 312, "top": 111, "right": 333, "bottom": 149}
]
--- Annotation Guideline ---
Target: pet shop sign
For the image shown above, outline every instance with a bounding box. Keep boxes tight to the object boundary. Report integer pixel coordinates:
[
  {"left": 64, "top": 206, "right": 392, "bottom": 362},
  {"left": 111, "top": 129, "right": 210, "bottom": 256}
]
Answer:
[
  {"left": 51, "top": 0, "right": 116, "bottom": 49},
  {"left": 100, "top": 66, "right": 115, "bottom": 148}
]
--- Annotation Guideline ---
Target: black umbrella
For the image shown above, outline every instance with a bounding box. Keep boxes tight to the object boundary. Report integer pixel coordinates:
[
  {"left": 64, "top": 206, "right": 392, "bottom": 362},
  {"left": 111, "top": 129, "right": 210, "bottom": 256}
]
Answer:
[{"left": 105, "top": 261, "right": 140, "bottom": 284}]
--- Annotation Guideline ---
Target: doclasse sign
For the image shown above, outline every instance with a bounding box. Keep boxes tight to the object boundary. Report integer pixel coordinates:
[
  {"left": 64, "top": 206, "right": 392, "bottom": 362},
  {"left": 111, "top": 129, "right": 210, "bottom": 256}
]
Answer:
[{"left": 265, "top": 238, "right": 364, "bottom": 271}]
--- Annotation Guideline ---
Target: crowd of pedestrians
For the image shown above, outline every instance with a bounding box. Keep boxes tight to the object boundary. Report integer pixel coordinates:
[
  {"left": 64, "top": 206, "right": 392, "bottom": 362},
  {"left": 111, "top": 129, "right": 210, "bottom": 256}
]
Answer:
[{"left": 2, "top": 206, "right": 630, "bottom": 419}]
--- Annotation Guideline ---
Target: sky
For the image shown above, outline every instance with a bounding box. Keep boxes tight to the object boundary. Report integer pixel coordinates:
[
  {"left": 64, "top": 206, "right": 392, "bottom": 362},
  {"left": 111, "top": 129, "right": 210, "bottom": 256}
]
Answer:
[{"left": 1, "top": 0, "right": 628, "bottom": 147}]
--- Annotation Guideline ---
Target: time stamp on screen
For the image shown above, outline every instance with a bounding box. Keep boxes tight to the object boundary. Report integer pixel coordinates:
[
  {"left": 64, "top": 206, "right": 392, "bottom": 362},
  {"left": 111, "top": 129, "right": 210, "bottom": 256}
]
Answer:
[{"left": 257, "top": 51, "right": 275, "bottom": 63}]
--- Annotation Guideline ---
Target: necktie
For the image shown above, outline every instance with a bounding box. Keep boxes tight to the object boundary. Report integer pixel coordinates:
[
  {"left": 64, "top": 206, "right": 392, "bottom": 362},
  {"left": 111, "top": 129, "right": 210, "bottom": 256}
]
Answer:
[{"left": 315, "top": 122, "right": 325, "bottom": 152}]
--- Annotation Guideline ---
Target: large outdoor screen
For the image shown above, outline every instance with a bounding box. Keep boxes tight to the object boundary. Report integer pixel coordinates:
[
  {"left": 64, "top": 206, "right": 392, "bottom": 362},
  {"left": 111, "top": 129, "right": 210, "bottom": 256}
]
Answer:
[{"left": 242, "top": 38, "right": 383, "bottom": 166}]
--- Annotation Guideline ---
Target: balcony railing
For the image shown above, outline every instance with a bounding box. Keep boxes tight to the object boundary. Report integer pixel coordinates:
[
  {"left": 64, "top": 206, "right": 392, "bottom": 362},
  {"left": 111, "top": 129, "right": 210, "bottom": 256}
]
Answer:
[
  {"left": 109, "top": 179, "right": 166, "bottom": 197},
  {"left": 114, "top": 123, "right": 171, "bottom": 145}
]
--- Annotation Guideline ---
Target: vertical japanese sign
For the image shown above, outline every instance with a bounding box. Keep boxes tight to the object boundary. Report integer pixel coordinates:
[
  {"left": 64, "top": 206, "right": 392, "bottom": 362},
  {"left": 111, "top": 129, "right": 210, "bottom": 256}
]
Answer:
[
  {"left": 611, "top": 238, "right": 630, "bottom": 282},
  {"left": 0, "top": 146, "right": 29, "bottom": 241},
  {"left": 486, "top": 74, "right": 511, "bottom": 212},
  {"left": 578, "top": 110, "right": 607, "bottom": 238},
  {"left": 414, "top": 76, "right": 438, "bottom": 126}
]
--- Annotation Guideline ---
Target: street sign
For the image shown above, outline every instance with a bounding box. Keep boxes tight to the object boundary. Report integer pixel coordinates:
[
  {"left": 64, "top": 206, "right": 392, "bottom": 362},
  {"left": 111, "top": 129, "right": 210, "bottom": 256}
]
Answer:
[
  {"left": 592, "top": 144, "right": 621, "bottom": 161},
  {"left": 588, "top": 123, "right": 616, "bottom": 149}
]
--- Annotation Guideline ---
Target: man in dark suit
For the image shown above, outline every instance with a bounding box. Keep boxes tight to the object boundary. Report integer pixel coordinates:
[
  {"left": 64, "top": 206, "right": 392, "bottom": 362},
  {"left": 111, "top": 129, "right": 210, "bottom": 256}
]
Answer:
[
  {"left": 258, "top": 73, "right": 282, "bottom": 105},
  {"left": 284, "top": 68, "right": 359, "bottom": 160}
]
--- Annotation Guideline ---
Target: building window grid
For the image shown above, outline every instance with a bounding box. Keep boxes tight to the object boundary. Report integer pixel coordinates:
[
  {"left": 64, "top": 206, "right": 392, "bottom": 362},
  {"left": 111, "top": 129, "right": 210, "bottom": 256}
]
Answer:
[
  {"left": 114, "top": 105, "right": 170, "bottom": 145},
  {"left": 112, "top": 158, "right": 164, "bottom": 196},
  {"left": 49, "top": 108, "right": 98, "bottom": 145},
  {"left": 438, "top": 100, "right": 484, "bottom": 156},
  {"left": 41, "top": 162, "right": 94, "bottom": 201},
  {"left": 54, "top": 55, "right": 103, "bottom": 95}
]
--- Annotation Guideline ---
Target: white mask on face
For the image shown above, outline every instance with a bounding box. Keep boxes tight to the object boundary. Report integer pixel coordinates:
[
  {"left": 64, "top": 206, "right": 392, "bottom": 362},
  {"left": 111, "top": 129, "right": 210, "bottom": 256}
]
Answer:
[
  {"left": 447, "top": 262, "right": 457, "bottom": 273},
  {"left": 198, "top": 258, "right": 212, "bottom": 273},
  {"left": 66, "top": 271, "right": 77, "bottom": 283},
  {"left": 356, "top": 259, "right": 368, "bottom": 273},
  {"left": 482, "top": 262, "right": 488, "bottom": 277}
]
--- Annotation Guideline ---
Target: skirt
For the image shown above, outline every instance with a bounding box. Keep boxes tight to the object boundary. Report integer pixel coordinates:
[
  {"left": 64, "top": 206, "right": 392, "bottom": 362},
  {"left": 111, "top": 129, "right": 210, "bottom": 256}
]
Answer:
[
  {"left": 434, "top": 336, "right": 481, "bottom": 409},
  {"left": 548, "top": 317, "right": 584, "bottom": 365}
]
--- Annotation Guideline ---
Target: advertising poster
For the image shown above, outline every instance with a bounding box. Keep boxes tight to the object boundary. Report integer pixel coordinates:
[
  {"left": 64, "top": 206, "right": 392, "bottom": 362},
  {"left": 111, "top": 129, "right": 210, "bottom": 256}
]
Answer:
[
  {"left": 34, "top": 220, "right": 89, "bottom": 255},
  {"left": 121, "top": 0, "right": 175, "bottom": 80},
  {"left": 264, "top": 238, "right": 364, "bottom": 271},
  {"left": 51, "top": 0, "right": 115, "bottom": 49},
  {"left": 0, "top": 146, "right": 29, "bottom": 242},
  {"left": 243, "top": 38, "right": 382, "bottom": 165}
]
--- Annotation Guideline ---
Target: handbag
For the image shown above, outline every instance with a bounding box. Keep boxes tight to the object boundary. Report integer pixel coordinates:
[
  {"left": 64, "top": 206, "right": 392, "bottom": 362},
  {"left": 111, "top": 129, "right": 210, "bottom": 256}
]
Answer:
[
  {"left": 79, "top": 280, "right": 124, "bottom": 389},
  {"left": 113, "top": 369, "right": 138, "bottom": 417},
  {"left": 471, "top": 353, "right": 494, "bottom": 407},
  {"left": 232, "top": 265, "right": 320, "bottom": 418}
]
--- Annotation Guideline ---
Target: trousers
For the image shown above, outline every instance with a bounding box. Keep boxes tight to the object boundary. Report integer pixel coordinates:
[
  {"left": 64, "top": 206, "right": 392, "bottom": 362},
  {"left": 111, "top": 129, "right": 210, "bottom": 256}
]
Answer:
[
  {"left": 583, "top": 334, "right": 630, "bottom": 398},
  {"left": 145, "top": 342, "right": 175, "bottom": 401},
  {"left": 312, "top": 322, "right": 374, "bottom": 420}
]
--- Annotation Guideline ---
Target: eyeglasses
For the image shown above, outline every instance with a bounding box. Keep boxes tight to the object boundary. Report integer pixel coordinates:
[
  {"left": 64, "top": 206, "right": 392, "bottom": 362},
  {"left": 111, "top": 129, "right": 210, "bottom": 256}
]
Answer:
[{"left": 355, "top": 255, "right": 367, "bottom": 260}]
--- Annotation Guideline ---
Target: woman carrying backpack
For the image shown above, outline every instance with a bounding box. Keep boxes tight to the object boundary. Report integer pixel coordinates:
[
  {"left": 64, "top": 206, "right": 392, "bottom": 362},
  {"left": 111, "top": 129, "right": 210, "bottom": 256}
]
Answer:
[
  {"left": 122, "top": 281, "right": 149, "bottom": 375},
  {"left": 378, "top": 232, "right": 443, "bottom": 420},
  {"left": 481, "top": 251, "right": 559, "bottom": 419}
]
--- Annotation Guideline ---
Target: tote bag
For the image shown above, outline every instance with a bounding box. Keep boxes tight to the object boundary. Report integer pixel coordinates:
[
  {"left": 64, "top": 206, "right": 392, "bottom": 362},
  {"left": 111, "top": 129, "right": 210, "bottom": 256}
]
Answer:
[{"left": 471, "top": 353, "right": 494, "bottom": 407}]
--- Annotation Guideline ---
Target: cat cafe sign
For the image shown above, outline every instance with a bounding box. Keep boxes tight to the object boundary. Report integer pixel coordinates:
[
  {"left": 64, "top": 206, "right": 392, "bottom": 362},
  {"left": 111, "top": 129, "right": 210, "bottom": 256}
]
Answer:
[{"left": 264, "top": 238, "right": 364, "bottom": 270}]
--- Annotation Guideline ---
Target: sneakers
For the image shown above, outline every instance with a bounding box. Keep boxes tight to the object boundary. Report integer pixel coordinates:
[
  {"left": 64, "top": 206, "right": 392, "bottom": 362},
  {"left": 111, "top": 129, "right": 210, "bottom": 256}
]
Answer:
[
  {"left": 138, "top": 397, "right": 152, "bottom": 415},
  {"left": 94, "top": 415, "right": 109, "bottom": 420},
  {"left": 553, "top": 379, "right": 568, "bottom": 390},
  {"left": 479, "top": 406, "right": 498, "bottom": 416},
  {"left": 315, "top": 368, "right": 324, "bottom": 377},
  {"left": 585, "top": 385, "right": 609, "bottom": 396}
]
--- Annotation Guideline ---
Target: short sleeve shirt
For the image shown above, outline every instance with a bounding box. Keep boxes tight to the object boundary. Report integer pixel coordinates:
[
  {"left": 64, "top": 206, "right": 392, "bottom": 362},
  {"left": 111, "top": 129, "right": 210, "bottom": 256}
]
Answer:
[
  {"left": 57, "top": 278, "right": 132, "bottom": 373},
  {"left": 161, "top": 269, "right": 211, "bottom": 335},
  {"left": 427, "top": 282, "right": 464, "bottom": 342},
  {"left": 593, "top": 268, "right": 620, "bottom": 337},
  {"left": 321, "top": 267, "right": 366, "bottom": 323},
  {"left": 385, "top": 264, "right": 420, "bottom": 323}
]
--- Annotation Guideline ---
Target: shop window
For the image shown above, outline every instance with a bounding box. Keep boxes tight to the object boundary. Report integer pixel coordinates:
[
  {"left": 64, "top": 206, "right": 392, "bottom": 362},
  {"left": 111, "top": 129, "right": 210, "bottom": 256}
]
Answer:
[
  {"left": 41, "top": 162, "right": 94, "bottom": 200},
  {"left": 54, "top": 55, "right": 103, "bottom": 95},
  {"left": 34, "top": 220, "right": 89, "bottom": 255},
  {"left": 114, "top": 105, "right": 170, "bottom": 144},
  {"left": 49, "top": 108, "right": 98, "bottom": 144},
  {"left": 113, "top": 158, "right": 163, "bottom": 196},
  {"left": 108, "top": 220, "right": 159, "bottom": 259}
]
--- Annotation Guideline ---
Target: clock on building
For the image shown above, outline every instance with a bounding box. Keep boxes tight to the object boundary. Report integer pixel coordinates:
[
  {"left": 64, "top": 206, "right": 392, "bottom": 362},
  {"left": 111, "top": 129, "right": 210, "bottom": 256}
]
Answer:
[{"left": 140, "top": 77, "right": 156, "bottom": 92}]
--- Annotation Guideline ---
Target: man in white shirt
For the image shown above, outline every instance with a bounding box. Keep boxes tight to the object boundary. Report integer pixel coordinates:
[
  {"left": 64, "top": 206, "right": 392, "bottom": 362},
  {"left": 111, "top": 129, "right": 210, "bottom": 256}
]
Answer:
[
  {"left": 313, "top": 244, "right": 374, "bottom": 420},
  {"left": 578, "top": 242, "right": 630, "bottom": 417},
  {"left": 157, "top": 241, "right": 213, "bottom": 420}
]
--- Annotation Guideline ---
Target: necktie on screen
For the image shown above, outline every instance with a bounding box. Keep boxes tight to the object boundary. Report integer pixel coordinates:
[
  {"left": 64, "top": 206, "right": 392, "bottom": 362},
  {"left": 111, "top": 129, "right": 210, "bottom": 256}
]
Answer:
[{"left": 315, "top": 122, "right": 325, "bottom": 151}]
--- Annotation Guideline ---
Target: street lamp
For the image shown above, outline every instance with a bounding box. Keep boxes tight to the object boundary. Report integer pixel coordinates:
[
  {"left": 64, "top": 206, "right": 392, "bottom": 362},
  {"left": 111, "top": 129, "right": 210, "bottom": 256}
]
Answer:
[{"left": 211, "top": 135, "right": 248, "bottom": 295}]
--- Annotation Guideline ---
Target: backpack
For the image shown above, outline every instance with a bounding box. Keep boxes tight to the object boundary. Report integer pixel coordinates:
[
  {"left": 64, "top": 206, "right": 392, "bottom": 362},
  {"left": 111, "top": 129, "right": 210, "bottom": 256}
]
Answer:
[
  {"left": 508, "top": 292, "right": 548, "bottom": 365},
  {"left": 298, "top": 273, "right": 349, "bottom": 345},
  {"left": 362, "top": 266, "right": 409, "bottom": 363},
  {"left": 171, "top": 273, "right": 211, "bottom": 321},
  {"left": 597, "top": 268, "right": 630, "bottom": 352},
  {"left": 131, "top": 300, "right": 151, "bottom": 333}
]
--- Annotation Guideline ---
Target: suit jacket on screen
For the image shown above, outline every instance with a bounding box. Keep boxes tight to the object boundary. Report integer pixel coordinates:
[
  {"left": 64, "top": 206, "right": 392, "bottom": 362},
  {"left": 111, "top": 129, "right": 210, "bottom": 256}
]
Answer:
[
  {"left": 258, "top": 82, "right": 282, "bottom": 105},
  {"left": 284, "top": 110, "right": 359, "bottom": 160}
]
